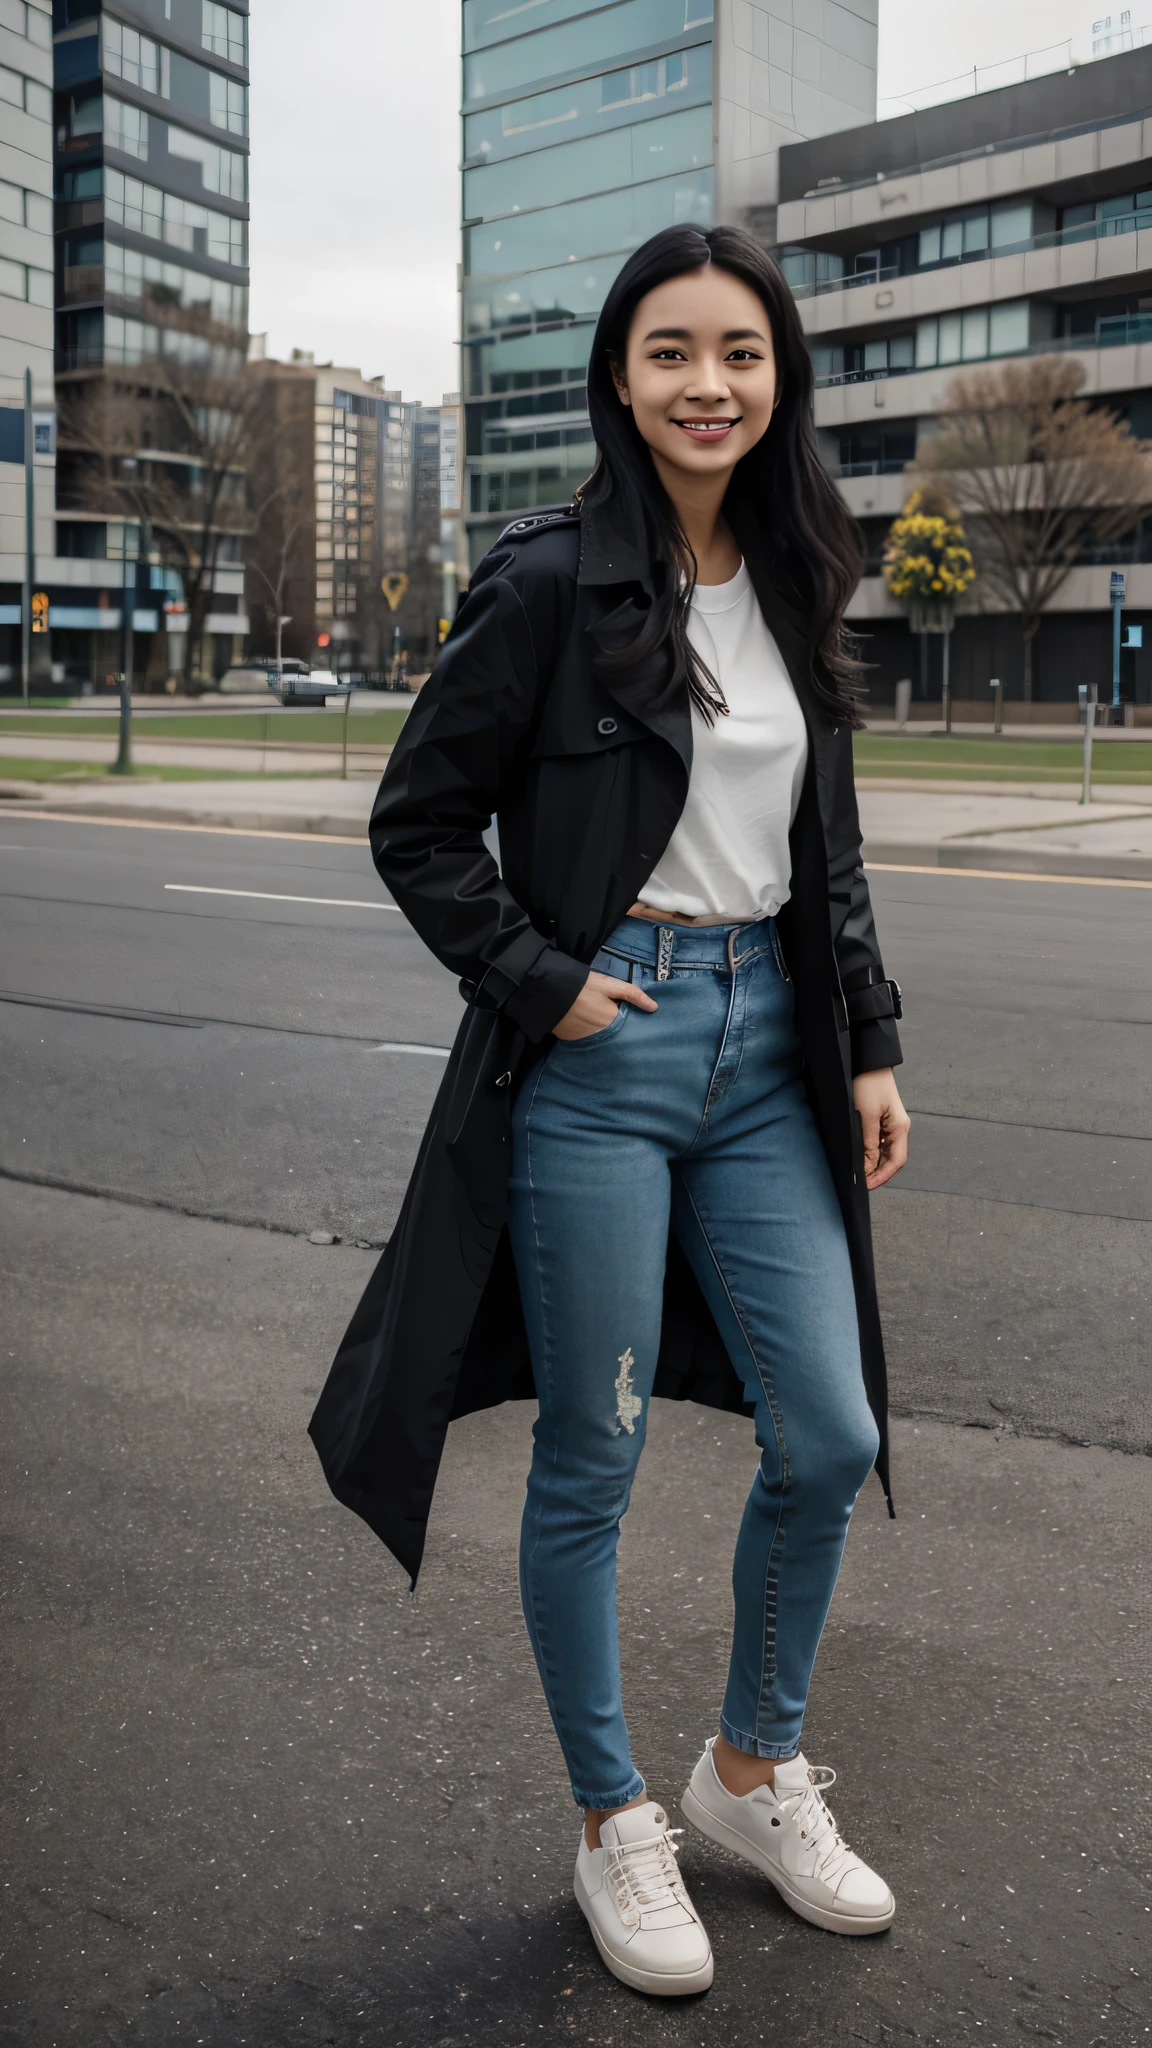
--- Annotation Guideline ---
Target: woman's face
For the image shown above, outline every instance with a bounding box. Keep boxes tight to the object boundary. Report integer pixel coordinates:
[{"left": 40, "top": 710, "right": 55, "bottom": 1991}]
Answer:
[{"left": 610, "top": 265, "right": 778, "bottom": 486}]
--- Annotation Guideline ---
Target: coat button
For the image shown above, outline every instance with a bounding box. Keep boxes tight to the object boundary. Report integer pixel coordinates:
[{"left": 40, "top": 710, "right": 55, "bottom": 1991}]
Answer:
[{"left": 597, "top": 716, "right": 618, "bottom": 736}]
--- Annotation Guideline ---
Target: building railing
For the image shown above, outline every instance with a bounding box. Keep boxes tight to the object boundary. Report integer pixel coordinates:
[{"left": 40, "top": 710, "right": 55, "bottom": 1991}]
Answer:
[
  {"left": 838, "top": 457, "right": 912, "bottom": 476},
  {"left": 815, "top": 317, "right": 1152, "bottom": 387},
  {"left": 793, "top": 209, "right": 1152, "bottom": 301}
]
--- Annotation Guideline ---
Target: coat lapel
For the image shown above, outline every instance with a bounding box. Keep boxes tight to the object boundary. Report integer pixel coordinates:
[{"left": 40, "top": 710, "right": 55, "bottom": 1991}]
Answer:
[{"left": 578, "top": 495, "right": 693, "bottom": 775}]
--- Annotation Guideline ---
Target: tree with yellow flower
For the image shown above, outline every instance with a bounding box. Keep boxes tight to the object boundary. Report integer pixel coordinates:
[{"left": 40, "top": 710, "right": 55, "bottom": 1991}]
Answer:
[
  {"left": 881, "top": 483, "right": 976, "bottom": 720},
  {"left": 882, "top": 483, "right": 976, "bottom": 626}
]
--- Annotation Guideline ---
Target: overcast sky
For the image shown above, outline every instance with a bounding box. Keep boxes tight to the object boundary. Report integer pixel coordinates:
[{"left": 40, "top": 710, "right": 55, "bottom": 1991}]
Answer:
[{"left": 248, "top": 0, "right": 1094, "bottom": 407}]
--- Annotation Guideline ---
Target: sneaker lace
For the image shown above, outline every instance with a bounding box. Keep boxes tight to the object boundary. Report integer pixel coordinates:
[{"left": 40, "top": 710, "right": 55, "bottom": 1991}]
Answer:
[
  {"left": 604, "top": 1828, "right": 687, "bottom": 1928},
  {"left": 786, "top": 1766, "right": 858, "bottom": 1887}
]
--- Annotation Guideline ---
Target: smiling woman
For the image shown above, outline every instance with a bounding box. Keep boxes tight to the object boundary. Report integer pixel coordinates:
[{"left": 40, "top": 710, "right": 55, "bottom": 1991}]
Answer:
[{"left": 310, "top": 223, "right": 910, "bottom": 2000}]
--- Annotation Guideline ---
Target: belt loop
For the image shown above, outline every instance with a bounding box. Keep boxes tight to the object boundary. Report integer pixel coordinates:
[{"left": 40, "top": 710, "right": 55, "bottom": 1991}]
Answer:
[
  {"left": 726, "top": 928, "right": 738, "bottom": 975},
  {"left": 656, "top": 927, "right": 675, "bottom": 981}
]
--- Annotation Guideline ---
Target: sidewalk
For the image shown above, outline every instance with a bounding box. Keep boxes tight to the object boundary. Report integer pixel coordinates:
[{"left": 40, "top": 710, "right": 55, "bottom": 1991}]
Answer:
[{"left": 4, "top": 774, "right": 1152, "bottom": 877}]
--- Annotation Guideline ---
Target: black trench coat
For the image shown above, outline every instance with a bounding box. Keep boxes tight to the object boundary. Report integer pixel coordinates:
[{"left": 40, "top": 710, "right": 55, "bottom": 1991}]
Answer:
[{"left": 309, "top": 492, "right": 903, "bottom": 1584}]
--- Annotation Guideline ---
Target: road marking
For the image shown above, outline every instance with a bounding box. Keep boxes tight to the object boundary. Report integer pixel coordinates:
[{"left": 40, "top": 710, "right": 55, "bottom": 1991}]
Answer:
[
  {"left": 164, "top": 884, "right": 400, "bottom": 911},
  {"left": 867, "top": 861, "right": 1152, "bottom": 892},
  {"left": 370, "top": 1042, "right": 450, "bottom": 1056}
]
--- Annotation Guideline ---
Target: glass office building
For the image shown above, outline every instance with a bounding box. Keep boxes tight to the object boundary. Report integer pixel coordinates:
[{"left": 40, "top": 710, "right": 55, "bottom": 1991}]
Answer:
[{"left": 461, "top": 0, "right": 715, "bottom": 560}]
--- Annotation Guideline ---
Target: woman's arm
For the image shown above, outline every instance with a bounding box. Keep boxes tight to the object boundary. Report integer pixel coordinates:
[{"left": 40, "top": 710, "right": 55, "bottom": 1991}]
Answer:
[{"left": 369, "top": 558, "right": 589, "bottom": 1042}]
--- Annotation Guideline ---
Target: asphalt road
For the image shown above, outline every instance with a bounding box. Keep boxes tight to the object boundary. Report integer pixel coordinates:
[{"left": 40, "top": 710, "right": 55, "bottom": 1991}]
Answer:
[{"left": 2, "top": 813, "right": 1150, "bottom": 2046}]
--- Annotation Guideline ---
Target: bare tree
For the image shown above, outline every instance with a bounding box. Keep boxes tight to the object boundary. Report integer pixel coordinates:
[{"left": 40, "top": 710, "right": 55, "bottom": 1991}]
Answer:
[
  {"left": 59, "top": 326, "right": 259, "bottom": 690},
  {"left": 247, "top": 484, "right": 308, "bottom": 666},
  {"left": 918, "top": 355, "right": 1151, "bottom": 698}
]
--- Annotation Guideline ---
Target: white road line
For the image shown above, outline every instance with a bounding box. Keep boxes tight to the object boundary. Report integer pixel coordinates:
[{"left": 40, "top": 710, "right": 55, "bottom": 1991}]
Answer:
[
  {"left": 164, "top": 884, "right": 401, "bottom": 910},
  {"left": 370, "top": 1042, "right": 450, "bottom": 1056}
]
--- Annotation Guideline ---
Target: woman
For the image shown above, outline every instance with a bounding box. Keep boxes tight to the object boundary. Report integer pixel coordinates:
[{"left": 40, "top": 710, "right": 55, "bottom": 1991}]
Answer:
[{"left": 310, "top": 224, "right": 909, "bottom": 1997}]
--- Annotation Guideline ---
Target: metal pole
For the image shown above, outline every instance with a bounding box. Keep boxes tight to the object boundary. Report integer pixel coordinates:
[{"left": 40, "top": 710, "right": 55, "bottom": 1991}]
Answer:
[
  {"left": 113, "top": 534, "right": 135, "bottom": 775},
  {"left": 942, "top": 630, "right": 951, "bottom": 735},
  {"left": 990, "top": 677, "right": 1002, "bottom": 735},
  {"left": 1080, "top": 683, "right": 1096, "bottom": 805},
  {"left": 1112, "top": 589, "right": 1122, "bottom": 712},
  {"left": 21, "top": 366, "right": 33, "bottom": 705},
  {"left": 341, "top": 683, "right": 351, "bottom": 780}
]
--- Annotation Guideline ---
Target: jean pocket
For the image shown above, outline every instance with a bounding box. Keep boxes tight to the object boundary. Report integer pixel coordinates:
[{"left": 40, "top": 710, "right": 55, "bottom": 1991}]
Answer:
[{"left": 554, "top": 1000, "right": 630, "bottom": 1050}]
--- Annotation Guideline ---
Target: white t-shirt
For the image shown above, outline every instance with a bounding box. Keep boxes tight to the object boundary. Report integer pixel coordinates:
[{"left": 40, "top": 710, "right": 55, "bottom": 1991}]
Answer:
[{"left": 638, "top": 560, "right": 809, "bottom": 924}]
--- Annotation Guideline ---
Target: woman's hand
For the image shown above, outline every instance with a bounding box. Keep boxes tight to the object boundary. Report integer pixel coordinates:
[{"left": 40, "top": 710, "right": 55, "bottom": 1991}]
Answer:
[
  {"left": 552, "top": 970, "right": 659, "bottom": 1042},
  {"left": 853, "top": 1068, "right": 911, "bottom": 1191}
]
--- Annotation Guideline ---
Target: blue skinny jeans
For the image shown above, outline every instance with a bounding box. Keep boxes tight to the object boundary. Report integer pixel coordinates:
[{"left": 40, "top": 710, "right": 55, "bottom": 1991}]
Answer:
[{"left": 507, "top": 914, "right": 880, "bottom": 1812}]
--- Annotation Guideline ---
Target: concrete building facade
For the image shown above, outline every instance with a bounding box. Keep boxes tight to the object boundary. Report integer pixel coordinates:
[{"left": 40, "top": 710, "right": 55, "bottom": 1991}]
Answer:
[{"left": 775, "top": 48, "right": 1152, "bottom": 705}]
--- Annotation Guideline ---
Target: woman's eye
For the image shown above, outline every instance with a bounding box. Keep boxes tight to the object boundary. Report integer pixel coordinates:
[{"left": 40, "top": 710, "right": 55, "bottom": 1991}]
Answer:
[
  {"left": 727, "top": 350, "right": 760, "bottom": 362},
  {"left": 651, "top": 349, "right": 685, "bottom": 361}
]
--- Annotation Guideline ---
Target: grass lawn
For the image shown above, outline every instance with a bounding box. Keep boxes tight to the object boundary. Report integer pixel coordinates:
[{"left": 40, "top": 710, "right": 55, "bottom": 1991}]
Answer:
[
  {"left": 853, "top": 733, "right": 1152, "bottom": 784},
  {"left": 0, "top": 708, "right": 409, "bottom": 746},
  {"left": 0, "top": 758, "right": 369, "bottom": 784}
]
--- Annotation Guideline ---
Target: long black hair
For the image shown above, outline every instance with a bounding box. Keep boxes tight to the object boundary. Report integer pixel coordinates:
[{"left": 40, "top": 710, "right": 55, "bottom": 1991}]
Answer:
[{"left": 582, "top": 224, "right": 863, "bottom": 723}]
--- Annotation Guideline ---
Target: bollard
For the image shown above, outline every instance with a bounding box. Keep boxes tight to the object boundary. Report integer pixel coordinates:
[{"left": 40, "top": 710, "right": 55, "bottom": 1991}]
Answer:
[
  {"left": 894, "top": 677, "right": 911, "bottom": 729},
  {"left": 1079, "top": 683, "right": 1096, "bottom": 805},
  {"left": 989, "top": 676, "right": 1002, "bottom": 735}
]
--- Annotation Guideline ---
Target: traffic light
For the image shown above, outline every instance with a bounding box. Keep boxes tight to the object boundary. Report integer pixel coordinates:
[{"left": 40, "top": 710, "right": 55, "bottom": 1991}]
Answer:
[{"left": 31, "top": 590, "right": 48, "bottom": 634}]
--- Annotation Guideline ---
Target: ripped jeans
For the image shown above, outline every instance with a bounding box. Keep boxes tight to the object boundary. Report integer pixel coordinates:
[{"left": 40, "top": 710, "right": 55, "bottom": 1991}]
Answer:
[{"left": 507, "top": 915, "right": 880, "bottom": 1812}]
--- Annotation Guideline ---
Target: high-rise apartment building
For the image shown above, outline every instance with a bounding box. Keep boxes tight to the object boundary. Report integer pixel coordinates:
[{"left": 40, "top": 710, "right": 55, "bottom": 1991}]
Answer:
[
  {"left": 47, "top": 0, "right": 251, "bottom": 688},
  {"left": 460, "top": 0, "right": 878, "bottom": 562},
  {"left": 245, "top": 353, "right": 444, "bottom": 676},
  {"left": 0, "top": 0, "right": 55, "bottom": 688}
]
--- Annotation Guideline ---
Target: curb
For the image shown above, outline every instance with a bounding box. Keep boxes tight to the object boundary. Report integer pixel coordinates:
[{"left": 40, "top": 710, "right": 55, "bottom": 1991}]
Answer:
[
  {"left": 864, "top": 839, "right": 1152, "bottom": 882},
  {"left": 0, "top": 796, "right": 371, "bottom": 838},
  {"left": 5, "top": 801, "right": 1151, "bottom": 881}
]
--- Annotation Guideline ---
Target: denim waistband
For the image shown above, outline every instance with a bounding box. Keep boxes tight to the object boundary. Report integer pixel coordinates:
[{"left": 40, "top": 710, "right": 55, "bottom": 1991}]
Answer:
[{"left": 601, "top": 913, "right": 777, "bottom": 971}]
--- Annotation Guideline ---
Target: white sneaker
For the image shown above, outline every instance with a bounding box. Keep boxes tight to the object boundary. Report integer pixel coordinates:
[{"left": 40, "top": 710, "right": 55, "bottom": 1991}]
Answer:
[
  {"left": 681, "top": 1739, "right": 895, "bottom": 1936},
  {"left": 574, "top": 1799, "right": 714, "bottom": 1996}
]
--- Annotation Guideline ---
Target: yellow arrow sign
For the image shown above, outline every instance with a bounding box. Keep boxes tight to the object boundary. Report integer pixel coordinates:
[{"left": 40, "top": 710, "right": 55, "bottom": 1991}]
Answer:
[{"left": 381, "top": 572, "right": 409, "bottom": 611}]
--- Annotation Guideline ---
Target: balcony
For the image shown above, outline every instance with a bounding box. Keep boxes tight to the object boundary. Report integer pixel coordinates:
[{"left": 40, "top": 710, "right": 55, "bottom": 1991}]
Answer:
[
  {"left": 815, "top": 316, "right": 1152, "bottom": 388},
  {"left": 791, "top": 209, "right": 1152, "bottom": 302}
]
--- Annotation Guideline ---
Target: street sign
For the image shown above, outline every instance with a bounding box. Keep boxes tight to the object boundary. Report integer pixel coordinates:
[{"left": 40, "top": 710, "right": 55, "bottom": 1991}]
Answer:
[
  {"left": 1110, "top": 571, "right": 1126, "bottom": 601},
  {"left": 381, "top": 572, "right": 409, "bottom": 611},
  {"left": 31, "top": 590, "right": 48, "bottom": 633},
  {"left": 1123, "top": 624, "right": 1143, "bottom": 648}
]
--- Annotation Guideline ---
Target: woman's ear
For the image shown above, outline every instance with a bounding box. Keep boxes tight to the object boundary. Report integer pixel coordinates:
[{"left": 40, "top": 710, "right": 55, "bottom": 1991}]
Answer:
[{"left": 607, "top": 351, "right": 631, "bottom": 408}]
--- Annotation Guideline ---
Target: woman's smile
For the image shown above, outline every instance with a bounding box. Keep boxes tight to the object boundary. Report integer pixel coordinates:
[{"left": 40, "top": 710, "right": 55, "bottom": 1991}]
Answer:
[{"left": 671, "top": 416, "right": 742, "bottom": 442}]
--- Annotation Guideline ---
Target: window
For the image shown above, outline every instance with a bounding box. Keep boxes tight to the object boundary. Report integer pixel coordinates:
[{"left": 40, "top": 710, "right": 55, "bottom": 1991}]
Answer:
[
  {"left": 991, "top": 202, "right": 1031, "bottom": 249},
  {"left": 105, "top": 168, "right": 247, "bottom": 266},
  {"left": 103, "top": 18, "right": 169, "bottom": 97},
  {"left": 105, "top": 241, "right": 247, "bottom": 326},
  {"left": 208, "top": 71, "right": 247, "bottom": 134},
  {"left": 0, "top": 178, "right": 50, "bottom": 232},
  {"left": 165, "top": 120, "right": 247, "bottom": 200},
  {"left": 464, "top": 104, "right": 710, "bottom": 224},
  {"left": 989, "top": 300, "right": 1029, "bottom": 354},
  {"left": 0, "top": 61, "right": 51, "bottom": 120},
  {"left": 465, "top": 43, "right": 709, "bottom": 164},
  {"left": 466, "top": 165, "right": 711, "bottom": 281},
  {"left": 916, "top": 300, "right": 1029, "bottom": 368},
  {"left": 60, "top": 166, "right": 103, "bottom": 201},
  {"left": 202, "top": 1, "right": 247, "bottom": 65},
  {"left": 0, "top": 1, "right": 51, "bottom": 48},
  {"left": 0, "top": 255, "right": 51, "bottom": 303},
  {"left": 105, "top": 96, "right": 150, "bottom": 160},
  {"left": 465, "top": 0, "right": 710, "bottom": 52},
  {"left": 464, "top": 0, "right": 715, "bottom": 103}
]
